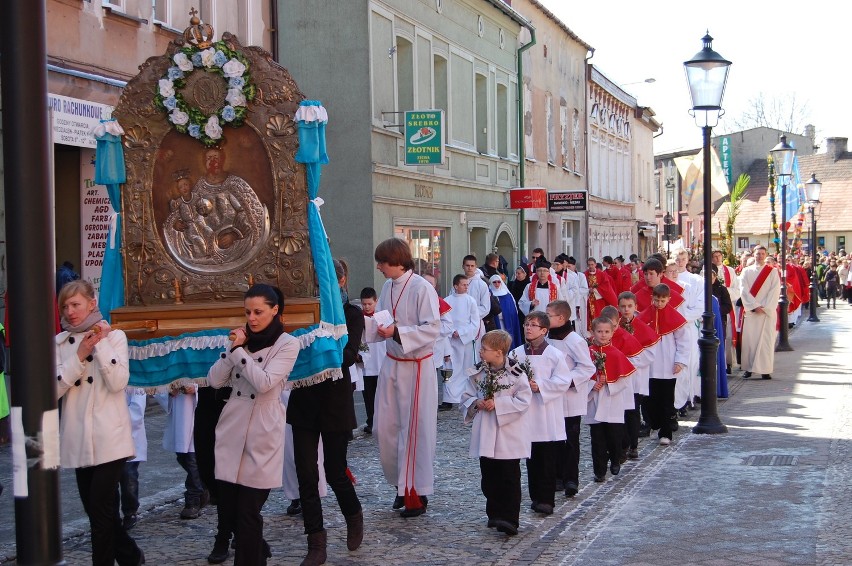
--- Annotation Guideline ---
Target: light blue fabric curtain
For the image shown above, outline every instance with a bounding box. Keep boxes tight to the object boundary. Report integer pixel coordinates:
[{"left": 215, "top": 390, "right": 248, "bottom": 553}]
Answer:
[
  {"left": 94, "top": 119, "right": 126, "bottom": 323},
  {"left": 289, "top": 100, "right": 346, "bottom": 383}
]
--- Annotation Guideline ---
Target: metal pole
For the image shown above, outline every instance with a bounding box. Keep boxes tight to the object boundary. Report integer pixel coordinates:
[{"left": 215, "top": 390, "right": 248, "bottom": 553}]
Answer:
[
  {"left": 776, "top": 179, "right": 793, "bottom": 350},
  {"left": 807, "top": 205, "right": 820, "bottom": 322},
  {"left": 0, "top": 2, "right": 67, "bottom": 564},
  {"left": 694, "top": 125, "right": 727, "bottom": 434}
]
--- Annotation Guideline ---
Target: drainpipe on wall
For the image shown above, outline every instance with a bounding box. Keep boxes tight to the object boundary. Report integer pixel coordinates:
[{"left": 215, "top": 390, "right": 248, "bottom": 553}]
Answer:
[
  {"left": 584, "top": 48, "right": 595, "bottom": 259},
  {"left": 270, "top": 0, "right": 279, "bottom": 62},
  {"left": 516, "top": 25, "right": 536, "bottom": 262}
]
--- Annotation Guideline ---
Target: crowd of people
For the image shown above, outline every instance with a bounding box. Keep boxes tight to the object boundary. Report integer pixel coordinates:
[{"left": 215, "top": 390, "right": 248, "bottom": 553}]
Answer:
[{"left": 47, "top": 239, "right": 851, "bottom": 565}]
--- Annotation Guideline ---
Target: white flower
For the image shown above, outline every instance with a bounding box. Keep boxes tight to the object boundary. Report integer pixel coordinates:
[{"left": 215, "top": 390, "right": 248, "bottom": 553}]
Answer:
[
  {"left": 173, "top": 52, "right": 193, "bottom": 72},
  {"left": 225, "top": 88, "right": 247, "bottom": 108},
  {"left": 158, "top": 79, "right": 175, "bottom": 98},
  {"left": 200, "top": 48, "right": 217, "bottom": 68},
  {"left": 169, "top": 109, "right": 189, "bottom": 126},
  {"left": 204, "top": 115, "right": 222, "bottom": 140},
  {"left": 222, "top": 58, "right": 247, "bottom": 79}
]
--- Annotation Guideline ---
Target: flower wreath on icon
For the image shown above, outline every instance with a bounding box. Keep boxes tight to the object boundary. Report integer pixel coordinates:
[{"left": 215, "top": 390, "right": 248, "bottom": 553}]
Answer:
[{"left": 154, "top": 41, "right": 256, "bottom": 146}]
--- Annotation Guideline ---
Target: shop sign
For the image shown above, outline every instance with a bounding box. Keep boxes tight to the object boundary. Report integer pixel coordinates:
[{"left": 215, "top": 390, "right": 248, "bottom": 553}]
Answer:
[
  {"left": 547, "top": 190, "right": 587, "bottom": 212},
  {"left": 48, "top": 93, "right": 113, "bottom": 148},
  {"left": 719, "top": 136, "right": 732, "bottom": 185},
  {"left": 404, "top": 110, "right": 444, "bottom": 165},
  {"left": 80, "top": 148, "right": 115, "bottom": 294},
  {"left": 509, "top": 188, "right": 548, "bottom": 209}
]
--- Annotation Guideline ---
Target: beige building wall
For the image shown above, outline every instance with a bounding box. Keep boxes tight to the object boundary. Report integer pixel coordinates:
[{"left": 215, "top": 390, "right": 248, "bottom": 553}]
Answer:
[
  {"left": 633, "top": 107, "right": 661, "bottom": 259},
  {"left": 514, "top": 0, "right": 590, "bottom": 261}
]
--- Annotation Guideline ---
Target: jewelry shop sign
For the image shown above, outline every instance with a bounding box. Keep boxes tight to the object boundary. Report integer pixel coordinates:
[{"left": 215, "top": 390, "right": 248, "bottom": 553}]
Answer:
[
  {"left": 547, "top": 190, "right": 587, "bottom": 212},
  {"left": 404, "top": 110, "right": 445, "bottom": 165}
]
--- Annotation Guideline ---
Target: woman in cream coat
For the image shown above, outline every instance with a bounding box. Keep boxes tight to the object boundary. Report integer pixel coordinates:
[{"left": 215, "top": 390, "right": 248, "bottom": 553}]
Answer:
[
  {"left": 206, "top": 284, "right": 300, "bottom": 565},
  {"left": 56, "top": 280, "right": 144, "bottom": 566}
]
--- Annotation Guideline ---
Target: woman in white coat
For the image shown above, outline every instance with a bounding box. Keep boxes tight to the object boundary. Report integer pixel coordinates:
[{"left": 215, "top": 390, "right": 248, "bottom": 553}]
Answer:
[
  {"left": 56, "top": 280, "right": 144, "bottom": 566},
  {"left": 206, "top": 284, "right": 300, "bottom": 565}
]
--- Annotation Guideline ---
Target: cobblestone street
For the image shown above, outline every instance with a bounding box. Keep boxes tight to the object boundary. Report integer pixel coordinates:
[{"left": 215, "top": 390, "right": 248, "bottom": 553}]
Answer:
[{"left": 2, "top": 306, "right": 852, "bottom": 565}]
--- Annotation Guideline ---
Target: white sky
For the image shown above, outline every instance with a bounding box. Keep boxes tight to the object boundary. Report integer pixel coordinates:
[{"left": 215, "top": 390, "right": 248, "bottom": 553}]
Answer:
[{"left": 538, "top": 0, "right": 850, "bottom": 154}]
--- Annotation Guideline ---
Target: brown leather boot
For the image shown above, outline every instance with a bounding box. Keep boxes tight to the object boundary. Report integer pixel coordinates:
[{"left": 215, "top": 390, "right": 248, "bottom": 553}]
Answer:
[
  {"left": 344, "top": 510, "right": 364, "bottom": 551},
  {"left": 300, "top": 530, "right": 327, "bottom": 566}
]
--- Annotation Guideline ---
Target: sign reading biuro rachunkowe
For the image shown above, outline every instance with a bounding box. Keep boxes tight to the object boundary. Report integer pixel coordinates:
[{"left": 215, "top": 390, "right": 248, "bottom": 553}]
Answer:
[{"left": 405, "top": 110, "right": 445, "bottom": 165}]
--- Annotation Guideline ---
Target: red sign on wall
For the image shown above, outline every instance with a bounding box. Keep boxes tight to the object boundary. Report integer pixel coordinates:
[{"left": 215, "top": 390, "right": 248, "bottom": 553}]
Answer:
[{"left": 509, "top": 188, "right": 548, "bottom": 209}]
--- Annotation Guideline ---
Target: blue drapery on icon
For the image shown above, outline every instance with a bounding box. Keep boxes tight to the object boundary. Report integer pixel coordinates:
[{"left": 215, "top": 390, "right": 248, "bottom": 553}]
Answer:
[{"left": 93, "top": 119, "right": 126, "bottom": 323}]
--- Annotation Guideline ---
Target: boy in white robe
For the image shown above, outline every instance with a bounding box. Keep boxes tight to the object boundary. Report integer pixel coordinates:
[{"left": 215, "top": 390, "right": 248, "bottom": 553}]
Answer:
[
  {"left": 510, "top": 311, "right": 571, "bottom": 515},
  {"left": 545, "top": 300, "right": 596, "bottom": 498},
  {"left": 155, "top": 383, "right": 206, "bottom": 518},
  {"left": 666, "top": 259, "right": 702, "bottom": 415},
  {"left": 442, "top": 274, "right": 481, "bottom": 407},
  {"left": 364, "top": 238, "right": 441, "bottom": 518},
  {"left": 461, "top": 330, "right": 532, "bottom": 536},
  {"left": 358, "top": 287, "right": 386, "bottom": 434},
  {"left": 587, "top": 317, "right": 635, "bottom": 482}
]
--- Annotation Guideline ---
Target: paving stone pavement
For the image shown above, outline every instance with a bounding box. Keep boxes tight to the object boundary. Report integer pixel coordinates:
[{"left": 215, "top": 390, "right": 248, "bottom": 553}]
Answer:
[{"left": 2, "top": 304, "right": 851, "bottom": 565}]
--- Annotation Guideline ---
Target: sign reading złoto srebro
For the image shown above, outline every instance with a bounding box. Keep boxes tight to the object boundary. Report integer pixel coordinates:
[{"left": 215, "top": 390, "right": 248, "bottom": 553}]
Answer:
[{"left": 405, "top": 110, "right": 445, "bottom": 165}]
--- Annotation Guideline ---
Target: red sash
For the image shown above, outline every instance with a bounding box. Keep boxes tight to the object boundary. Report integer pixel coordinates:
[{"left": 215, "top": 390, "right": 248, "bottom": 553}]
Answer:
[
  {"left": 528, "top": 275, "right": 558, "bottom": 302},
  {"left": 749, "top": 264, "right": 774, "bottom": 298}
]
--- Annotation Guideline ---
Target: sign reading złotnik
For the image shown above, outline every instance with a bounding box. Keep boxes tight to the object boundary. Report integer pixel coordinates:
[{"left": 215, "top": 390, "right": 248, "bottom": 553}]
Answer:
[{"left": 405, "top": 110, "right": 444, "bottom": 165}]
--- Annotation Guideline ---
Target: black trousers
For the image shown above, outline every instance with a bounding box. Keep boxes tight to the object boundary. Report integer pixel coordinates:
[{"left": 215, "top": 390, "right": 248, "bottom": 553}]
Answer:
[
  {"left": 217, "top": 481, "right": 270, "bottom": 566},
  {"left": 649, "top": 378, "right": 676, "bottom": 440},
  {"left": 480, "top": 457, "right": 521, "bottom": 528},
  {"left": 362, "top": 375, "right": 378, "bottom": 428},
  {"left": 75, "top": 458, "right": 142, "bottom": 566},
  {"left": 589, "top": 423, "right": 624, "bottom": 477},
  {"left": 623, "top": 394, "right": 643, "bottom": 450},
  {"left": 555, "top": 415, "right": 581, "bottom": 488},
  {"left": 526, "top": 440, "right": 557, "bottom": 506},
  {"left": 292, "top": 426, "right": 362, "bottom": 534},
  {"left": 194, "top": 386, "right": 229, "bottom": 501}
]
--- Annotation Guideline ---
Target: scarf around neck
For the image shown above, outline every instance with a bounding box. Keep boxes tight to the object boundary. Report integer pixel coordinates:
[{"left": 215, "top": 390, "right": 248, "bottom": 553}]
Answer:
[
  {"left": 528, "top": 273, "right": 558, "bottom": 302},
  {"left": 60, "top": 310, "right": 104, "bottom": 334},
  {"left": 242, "top": 316, "right": 284, "bottom": 353}
]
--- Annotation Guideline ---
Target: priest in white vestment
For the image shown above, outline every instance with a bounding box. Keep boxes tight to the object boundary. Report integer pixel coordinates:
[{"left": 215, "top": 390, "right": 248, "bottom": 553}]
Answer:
[{"left": 739, "top": 246, "right": 781, "bottom": 378}]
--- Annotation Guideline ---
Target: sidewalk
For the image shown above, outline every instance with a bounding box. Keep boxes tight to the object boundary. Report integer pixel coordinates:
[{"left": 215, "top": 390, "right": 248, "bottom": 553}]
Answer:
[{"left": 3, "top": 305, "right": 851, "bottom": 565}]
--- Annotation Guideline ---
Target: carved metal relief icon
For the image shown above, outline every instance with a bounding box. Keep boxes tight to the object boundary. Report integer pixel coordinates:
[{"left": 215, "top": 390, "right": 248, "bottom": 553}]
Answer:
[{"left": 113, "top": 15, "right": 312, "bottom": 305}]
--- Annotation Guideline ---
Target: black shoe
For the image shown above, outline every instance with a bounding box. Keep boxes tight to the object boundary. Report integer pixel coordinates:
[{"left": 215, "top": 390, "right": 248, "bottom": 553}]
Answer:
[
  {"left": 438, "top": 402, "right": 454, "bottom": 412},
  {"left": 487, "top": 518, "right": 497, "bottom": 528},
  {"left": 678, "top": 408, "right": 688, "bottom": 418},
  {"left": 530, "top": 501, "right": 538, "bottom": 510},
  {"left": 564, "top": 482, "right": 578, "bottom": 498},
  {"left": 726, "top": 365, "right": 732, "bottom": 375},
  {"left": 638, "top": 424, "right": 651, "bottom": 438},
  {"left": 762, "top": 374, "right": 772, "bottom": 380},
  {"left": 593, "top": 475, "right": 605, "bottom": 483},
  {"left": 392, "top": 495, "right": 405, "bottom": 510},
  {"left": 207, "top": 539, "right": 230, "bottom": 564},
  {"left": 610, "top": 464, "right": 621, "bottom": 476},
  {"left": 200, "top": 488, "right": 210, "bottom": 508},
  {"left": 123, "top": 513, "right": 138, "bottom": 530},
  {"left": 400, "top": 496, "right": 428, "bottom": 518},
  {"left": 627, "top": 448, "right": 639, "bottom": 460},
  {"left": 363, "top": 425, "right": 372, "bottom": 434},
  {"left": 180, "top": 504, "right": 201, "bottom": 519},
  {"left": 670, "top": 418, "right": 679, "bottom": 432},
  {"left": 743, "top": 371, "right": 752, "bottom": 378},
  {"left": 532, "top": 502, "right": 554, "bottom": 515},
  {"left": 493, "top": 519, "right": 518, "bottom": 536},
  {"left": 286, "top": 498, "right": 302, "bottom": 516},
  {"left": 693, "top": 396, "right": 701, "bottom": 405}
]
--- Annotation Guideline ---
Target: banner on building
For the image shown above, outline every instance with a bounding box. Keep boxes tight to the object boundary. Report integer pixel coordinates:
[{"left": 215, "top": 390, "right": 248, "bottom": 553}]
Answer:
[
  {"left": 547, "top": 190, "right": 587, "bottom": 212},
  {"left": 48, "top": 93, "right": 114, "bottom": 149},
  {"left": 509, "top": 188, "right": 548, "bottom": 209},
  {"left": 719, "top": 136, "right": 732, "bottom": 185},
  {"left": 80, "top": 148, "right": 115, "bottom": 294},
  {"left": 404, "top": 110, "right": 445, "bottom": 165}
]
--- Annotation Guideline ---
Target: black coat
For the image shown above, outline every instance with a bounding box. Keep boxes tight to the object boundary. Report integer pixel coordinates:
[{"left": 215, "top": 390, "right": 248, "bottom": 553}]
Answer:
[{"left": 287, "top": 301, "right": 363, "bottom": 432}]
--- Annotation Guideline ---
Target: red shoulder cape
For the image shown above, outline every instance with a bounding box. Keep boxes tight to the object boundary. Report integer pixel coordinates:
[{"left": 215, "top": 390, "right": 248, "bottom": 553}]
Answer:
[
  {"left": 590, "top": 342, "right": 635, "bottom": 383},
  {"left": 634, "top": 284, "right": 684, "bottom": 312},
  {"left": 620, "top": 315, "right": 660, "bottom": 349},
  {"left": 612, "top": 327, "right": 644, "bottom": 358},
  {"left": 637, "top": 304, "right": 687, "bottom": 336}
]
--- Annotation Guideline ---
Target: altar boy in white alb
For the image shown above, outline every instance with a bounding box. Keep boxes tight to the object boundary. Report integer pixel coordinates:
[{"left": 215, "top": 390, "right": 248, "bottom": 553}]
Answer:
[
  {"left": 442, "top": 274, "right": 482, "bottom": 407},
  {"left": 364, "top": 238, "right": 441, "bottom": 518},
  {"left": 510, "top": 310, "right": 571, "bottom": 515}
]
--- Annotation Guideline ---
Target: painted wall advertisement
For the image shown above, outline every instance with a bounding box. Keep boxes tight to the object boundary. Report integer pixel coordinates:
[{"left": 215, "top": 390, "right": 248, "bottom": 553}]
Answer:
[{"left": 80, "top": 148, "right": 114, "bottom": 295}]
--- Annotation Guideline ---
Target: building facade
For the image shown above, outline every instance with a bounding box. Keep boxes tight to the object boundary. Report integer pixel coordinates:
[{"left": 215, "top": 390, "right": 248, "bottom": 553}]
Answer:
[
  {"left": 513, "top": 0, "right": 591, "bottom": 263},
  {"left": 278, "top": 0, "right": 529, "bottom": 294},
  {"left": 586, "top": 65, "right": 657, "bottom": 261}
]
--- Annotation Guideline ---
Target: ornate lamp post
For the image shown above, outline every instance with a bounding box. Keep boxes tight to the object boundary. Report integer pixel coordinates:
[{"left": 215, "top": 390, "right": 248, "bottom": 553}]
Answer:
[
  {"left": 804, "top": 173, "right": 822, "bottom": 322},
  {"left": 770, "top": 135, "right": 796, "bottom": 351},
  {"left": 663, "top": 212, "right": 675, "bottom": 258},
  {"left": 684, "top": 32, "right": 730, "bottom": 435}
]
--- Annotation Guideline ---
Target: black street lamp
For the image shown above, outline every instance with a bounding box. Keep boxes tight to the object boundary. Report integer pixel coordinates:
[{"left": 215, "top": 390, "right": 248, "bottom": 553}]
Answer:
[
  {"left": 663, "top": 212, "right": 675, "bottom": 258},
  {"left": 805, "top": 173, "right": 822, "bottom": 323},
  {"left": 770, "top": 135, "right": 796, "bottom": 351},
  {"left": 684, "top": 32, "right": 730, "bottom": 435}
]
